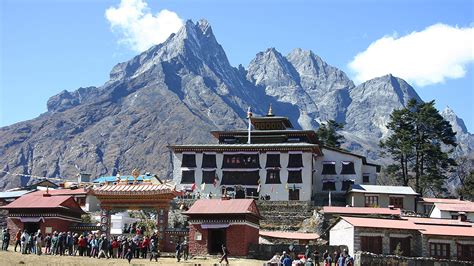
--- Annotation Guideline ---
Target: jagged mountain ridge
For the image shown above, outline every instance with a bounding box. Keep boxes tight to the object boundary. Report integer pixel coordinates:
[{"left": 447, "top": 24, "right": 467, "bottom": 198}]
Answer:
[{"left": 0, "top": 19, "right": 472, "bottom": 190}]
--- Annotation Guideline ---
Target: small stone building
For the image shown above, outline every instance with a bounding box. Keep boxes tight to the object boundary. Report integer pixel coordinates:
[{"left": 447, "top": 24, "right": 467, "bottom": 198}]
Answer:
[
  {"left": 347, "top": 184, "right": 419, "bottom": 211},
  {"left": 416, "top": 197, "right": 469, "bottom": 215},
  {"left": 329, "top": 216, "right": 474, "bottom": 261},
  {"left": 429, "top": 201, "right": 474, "bottom": 222},
  {"left": 1, "top": 191, "right": 85, "bottom": 240},
  {"left": 184, "top": 198, "right": 262, "bottom": 256}
]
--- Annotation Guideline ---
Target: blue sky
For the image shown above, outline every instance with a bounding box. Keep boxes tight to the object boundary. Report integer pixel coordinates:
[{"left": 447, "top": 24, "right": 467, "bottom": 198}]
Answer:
[{"left": 1, "top": 0, "right": 473, "bottom": 131}]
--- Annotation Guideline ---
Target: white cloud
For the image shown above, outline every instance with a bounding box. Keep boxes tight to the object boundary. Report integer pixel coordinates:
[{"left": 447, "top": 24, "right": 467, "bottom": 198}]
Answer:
[
  {"left": 105, "top": 0, "right": 183, "bottom": 52},
  {"left": 348, "top": 24, "right": 474, "bottom": 86}
]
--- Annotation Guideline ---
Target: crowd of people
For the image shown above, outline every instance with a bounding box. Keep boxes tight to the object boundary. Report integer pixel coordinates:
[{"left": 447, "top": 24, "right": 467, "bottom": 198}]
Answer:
[
  {"left": 266, "top": 246, "right": 354, "bottom": 266},
  {"left": 1, "top": 228, "right": 166, "bottom": 263}
]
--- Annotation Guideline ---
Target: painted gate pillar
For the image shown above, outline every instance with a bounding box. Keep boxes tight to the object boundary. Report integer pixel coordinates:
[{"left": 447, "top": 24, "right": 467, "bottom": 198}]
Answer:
[
  {"left": 156, "top": 206, "right": 169, "bottom": 249},
  {"left": 100, "top": 208, "right": 111, "bottom": 237}
]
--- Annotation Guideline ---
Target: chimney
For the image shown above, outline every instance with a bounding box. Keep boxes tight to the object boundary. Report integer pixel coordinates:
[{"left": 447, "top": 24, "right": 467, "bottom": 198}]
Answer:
[{"left": 43, "top": 186, "right": 51, "bottom": 197}]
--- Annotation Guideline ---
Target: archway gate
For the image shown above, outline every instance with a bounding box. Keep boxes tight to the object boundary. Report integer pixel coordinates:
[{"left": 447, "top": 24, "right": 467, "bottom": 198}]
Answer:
[{"left": 92, "top": 182, "right": 180, "bottom": 249}]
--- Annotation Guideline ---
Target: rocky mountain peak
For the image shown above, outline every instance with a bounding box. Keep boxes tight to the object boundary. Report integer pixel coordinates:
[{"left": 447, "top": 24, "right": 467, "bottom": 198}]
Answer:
[
  {"left": 246, "top": 47, "right": 300, "bottom": 87},
  {"left": 441, "top": 106, "right": 469, "bottom": 134},
  {"left": 197, "top": 19, "right": 212, "bottom": 36}
]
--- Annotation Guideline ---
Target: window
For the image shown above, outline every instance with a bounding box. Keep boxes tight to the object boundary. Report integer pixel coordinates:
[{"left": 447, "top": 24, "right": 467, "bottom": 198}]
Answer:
[
  {"left": 389, "top": 197, "right": 404, "bottom": 209},
  {"left": 222, "top": 154, "right": 260, "bottom": 168},
  {"left": 181, "top": 170, "right": 195, "bottom": 184},
  {"left": 341, "top": 180, "right": 354, "bottom": 191},
  {"left": 266, "top": 170, "right": 281, "bottom": 184},
  {"left": 363, "top": 175, "right": 370, "bottom": 183},
  {"left": 365, "top": 196, "right": 379, "bottom": 207},
  {"left": 289, "top": 189, "right": 300, "bottom": 200},
  {"left": 287, "top": 153, "right": 303, "bottom": 168},
  {"left": 202, "top": 170, "right": 216, "bottom": 184},
  {"left": 221, "top": 171, "right": 260, "bottom": 185},
  {"left": 287, "top": 170, "right": 302, "bottom": 183},
  {"left": 457, "top": 244, "right": 474, "bottom": 261},
  {"left": 360, "top": 236, "right": 383, "bottom": 254},
  {"left": 181, "top": 154, "right": 196, "bottom": 168},
  {"left": 322, "top": 180, "right": 336, "bottom": 191},
  {"left": 222, "top": 186, "right": 234, "bottom": 195},
  {"left": 202, "top": 154, "right": 216, "bottom": 168},
  {"left": 340, "top": 161, "right": 355, "bottom": 174},
  {"left": 321, "top": 162, "right": 336, "bottom": 175},
  {"left": 390, "top": 237, "right": 411, "bottom": 256},
  {"left": 265, "top": 154, "right": 281, "bottom": 168},
  {"left": 430, "top": 243, "right": 450, "bottom": 259}
]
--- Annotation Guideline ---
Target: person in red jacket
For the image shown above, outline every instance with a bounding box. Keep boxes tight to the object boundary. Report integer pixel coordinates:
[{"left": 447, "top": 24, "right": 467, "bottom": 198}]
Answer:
[
  {"left": 111, "top": 237, "right": 119, "bottom": 258},
  {"left": 78, "top": 235, "right": 87, "bottom": 256},
  {"left": 141, "top": 236, "right": 150, "bottom": 259}
]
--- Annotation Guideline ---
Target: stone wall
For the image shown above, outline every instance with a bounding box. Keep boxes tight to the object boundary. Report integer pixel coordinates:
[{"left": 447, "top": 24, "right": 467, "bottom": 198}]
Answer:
[
  {"left": 248, "top": 244, "right": 348, "bottom": 260},
  {"left": 258, "top": 201, "right": 314, "bottom": 231},
  {"left": 354, "top": 251, "right": 473, "bottom": 266}
]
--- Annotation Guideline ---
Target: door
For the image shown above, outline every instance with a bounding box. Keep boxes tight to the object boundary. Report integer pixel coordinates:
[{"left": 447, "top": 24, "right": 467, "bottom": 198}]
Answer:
[
  {"left": 289, "top": 189, "right": 300, "bottom": 200},
  {"left": 24, "top": 222, "right": 40, "bottom": 234},
  {"left": 208, "top": 229, "right": 226, "bottom": 254}
]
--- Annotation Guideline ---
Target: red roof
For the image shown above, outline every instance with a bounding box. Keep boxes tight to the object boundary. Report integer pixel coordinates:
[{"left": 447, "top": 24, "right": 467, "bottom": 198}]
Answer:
[
  {"left": 339, "top": 216, "right": 474, "bottom": 237},
  {"left": 322, "top": 206, "right": 400, "bottom": 216},
  {"left": 421, "top": 198, "right": 470, "bottom": 204},
  {"left": 434, "top": 202, "right": 474, "bottom": 212},
  {"left": 259, "top": 230, "right": 320, "bottom": 240},
  {"left": 28, "top": 188, "right": 88, "bottom": 196},
  {"left": 1, "top": 193, "right": 85, "bottom": 214},
  {"left": 406, "top": 217, "right": 473, "bottom": 226},
  {"left": 341, "top": 216, "right": 416, "bottom": 230},
  {"left": 418, "top": 224, "right": 474, "bottom": 237},
  {"left": 185, "top": 199, "right": 261, "bottom": 218}
]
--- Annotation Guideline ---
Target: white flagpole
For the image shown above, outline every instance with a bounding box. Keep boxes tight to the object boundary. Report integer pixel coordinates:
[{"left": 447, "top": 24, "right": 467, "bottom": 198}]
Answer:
[{"left": 247, "top": 107, "right": 252, "bottom": 144}]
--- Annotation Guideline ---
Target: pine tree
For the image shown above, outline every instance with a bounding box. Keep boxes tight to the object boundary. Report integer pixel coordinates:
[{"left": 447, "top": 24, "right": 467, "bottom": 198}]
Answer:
[
  {"left": 316, "top": 120, "right": 345, "bottom": 148},
  {"left": 380, "top": 99, "right": 457, "bottom": 195}
]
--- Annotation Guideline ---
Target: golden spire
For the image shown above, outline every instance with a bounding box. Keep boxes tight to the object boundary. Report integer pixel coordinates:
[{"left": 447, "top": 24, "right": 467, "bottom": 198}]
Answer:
[{"left": 267, "top": 104, "right": 274, "bottom": 117}]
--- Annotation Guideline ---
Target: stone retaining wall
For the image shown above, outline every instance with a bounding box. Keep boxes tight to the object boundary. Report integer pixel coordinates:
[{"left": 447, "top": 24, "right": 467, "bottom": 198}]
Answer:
[
  {"left": 354, "top": 251, "right": 473, "bottom": 266},
  {"left": 248, "top": 244, "right": 348, "bottom": 260}
]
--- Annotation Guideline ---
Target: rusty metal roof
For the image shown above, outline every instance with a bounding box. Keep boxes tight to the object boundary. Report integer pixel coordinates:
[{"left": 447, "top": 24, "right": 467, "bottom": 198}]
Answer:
[
  {"left": 421, "top": 197, "right": 470, "bottom": 204},
  {"left": 259, "top": 230, "right": 319, "bottom": 240},
  {"left": 322, "top": 206, "right": 401, "bottom": 216},
  {"left": 339, "top": 216, "right": 474, "bottom": 237},
  {"left": 1, "top": 193, "right": 85, "bottom": 214},
  {"left": 28, "top": 188, "right": 88, "bottom": 196},
  {"left": 184, "top": 199, "right": 261, "bottom": 218},
  {"left": 433, "top": 202, "right": 474, "bottom": 213}
]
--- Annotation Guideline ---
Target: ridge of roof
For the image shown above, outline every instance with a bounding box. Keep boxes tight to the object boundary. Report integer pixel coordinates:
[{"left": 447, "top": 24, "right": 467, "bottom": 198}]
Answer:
[
  {"left": 338, "top": 216, "right": 474, "bottom": 237},
  {"left": 184, "top": 198, "right": 261, "bottom": 218},
  {"left": 349, "top": 184, "right": 419, "bottom": 195}
]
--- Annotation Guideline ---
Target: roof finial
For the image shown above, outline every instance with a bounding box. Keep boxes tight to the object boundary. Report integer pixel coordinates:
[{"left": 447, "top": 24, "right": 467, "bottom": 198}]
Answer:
[{"left": 267, "top": 104, "right": 274, "bottom": 117}]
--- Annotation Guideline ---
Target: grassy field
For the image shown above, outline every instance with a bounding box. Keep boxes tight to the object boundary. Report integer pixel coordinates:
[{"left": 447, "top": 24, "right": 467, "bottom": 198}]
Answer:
[{"left": 0, "top": 249, "right": 266, "bottom": 266}]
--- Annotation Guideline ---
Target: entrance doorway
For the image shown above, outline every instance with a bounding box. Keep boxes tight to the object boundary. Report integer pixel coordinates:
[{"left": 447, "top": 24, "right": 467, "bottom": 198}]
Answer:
[
  {"left": 24, "top": 222, "right": 40, "bottom": 234},
  {"left": 289, "top": 189, "right": 300, "bottom": 200},
  {"left": 208, "top": 229, "right": 226, "bottom": 254}
]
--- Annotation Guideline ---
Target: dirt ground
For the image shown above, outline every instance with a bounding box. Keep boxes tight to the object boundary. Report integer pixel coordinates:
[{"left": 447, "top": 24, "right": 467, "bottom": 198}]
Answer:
[{"left": 0, "top": 249, "right": 266, "bottom": 266}]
